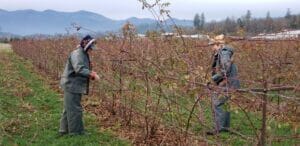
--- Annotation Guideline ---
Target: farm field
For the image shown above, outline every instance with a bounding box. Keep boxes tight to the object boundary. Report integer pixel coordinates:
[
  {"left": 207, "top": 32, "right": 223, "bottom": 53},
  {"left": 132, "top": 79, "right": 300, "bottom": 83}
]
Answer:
[
  {"left": 1, "top": 0, "right": 300, "bottom": 145},
  {"left": 2, "top": 35, "right": 299, "bottom": 145}
]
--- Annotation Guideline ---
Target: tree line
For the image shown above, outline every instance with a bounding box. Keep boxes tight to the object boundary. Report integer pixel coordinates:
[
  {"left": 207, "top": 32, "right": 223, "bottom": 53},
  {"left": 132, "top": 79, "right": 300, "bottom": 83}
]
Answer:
[{"left": 193, "top": 9, "right": 300, "bottom": 36}]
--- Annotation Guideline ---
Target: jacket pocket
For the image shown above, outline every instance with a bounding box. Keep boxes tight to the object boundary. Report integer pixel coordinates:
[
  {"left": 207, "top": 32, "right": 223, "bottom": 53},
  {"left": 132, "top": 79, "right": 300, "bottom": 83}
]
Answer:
[{"left": 70, "top": 76, "right": 88, "bottom": 94}]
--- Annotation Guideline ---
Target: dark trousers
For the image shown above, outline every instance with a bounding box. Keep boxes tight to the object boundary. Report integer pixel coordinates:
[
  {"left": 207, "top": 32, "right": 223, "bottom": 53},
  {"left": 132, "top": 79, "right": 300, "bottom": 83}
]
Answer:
[
  {"left": 212, "top": 92, "right": 230, "bottom": 131},
  {"left": 59, "top": 91, "right": 84, "bottom": 135}
]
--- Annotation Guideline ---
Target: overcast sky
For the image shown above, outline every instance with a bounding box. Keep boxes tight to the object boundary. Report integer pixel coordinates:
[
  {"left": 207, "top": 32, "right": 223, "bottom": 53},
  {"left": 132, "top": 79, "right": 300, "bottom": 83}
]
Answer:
[{"left": 1, "top": 0, "right": 299, "bottom": 20}]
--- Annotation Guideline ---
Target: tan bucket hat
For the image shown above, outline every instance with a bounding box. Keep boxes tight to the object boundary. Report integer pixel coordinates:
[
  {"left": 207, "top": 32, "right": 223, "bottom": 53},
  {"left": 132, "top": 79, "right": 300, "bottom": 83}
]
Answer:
[{"left": 208, "top": 34, "right": 225, "bottom": 45}]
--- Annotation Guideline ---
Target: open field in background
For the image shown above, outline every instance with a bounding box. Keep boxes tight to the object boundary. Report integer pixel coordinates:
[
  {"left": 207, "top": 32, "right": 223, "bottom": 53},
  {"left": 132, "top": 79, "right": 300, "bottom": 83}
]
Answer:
[
  {"left": 0, "top": 43, "right": 11, "bottom": 51},
  {"left": 2, "top": 34, "right": 300, "bottom": 145}
]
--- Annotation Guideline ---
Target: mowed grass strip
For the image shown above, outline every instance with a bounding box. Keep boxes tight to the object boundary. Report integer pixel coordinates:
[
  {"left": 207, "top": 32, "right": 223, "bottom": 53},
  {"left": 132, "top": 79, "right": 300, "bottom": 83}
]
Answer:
[{"left": 0, "top": 44, "right": 130, "bottom": 146}]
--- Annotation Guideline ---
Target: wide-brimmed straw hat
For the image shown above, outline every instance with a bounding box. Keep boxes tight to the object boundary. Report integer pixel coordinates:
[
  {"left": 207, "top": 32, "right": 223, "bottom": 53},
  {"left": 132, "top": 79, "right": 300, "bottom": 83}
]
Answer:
[{"left": 208, "top": 34, "right": 225, "bottom": 45}]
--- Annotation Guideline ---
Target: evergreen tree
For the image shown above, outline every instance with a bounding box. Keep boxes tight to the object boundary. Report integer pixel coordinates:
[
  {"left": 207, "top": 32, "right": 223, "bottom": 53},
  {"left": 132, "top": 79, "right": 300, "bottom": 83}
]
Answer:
[
  {"left": 193, "top": 13, "right": 200, "bottom": 31},
  {"left": 265, "top": 11, "right": 274, "bottom": 32},
  {"left": 290, "top": 15, "right": 298, "bottom": 29},
  {"left": 237, "top": 18, "right": 244, "bottom": 28},
  {"left": 245, "top": 10, "right": 252, "bottom": 32},
  {"left": 285, "top": 8, "right": 292, "bottom": 19},
  {"left": 200, "top": 12, "right": 205, "bottom": 31}
]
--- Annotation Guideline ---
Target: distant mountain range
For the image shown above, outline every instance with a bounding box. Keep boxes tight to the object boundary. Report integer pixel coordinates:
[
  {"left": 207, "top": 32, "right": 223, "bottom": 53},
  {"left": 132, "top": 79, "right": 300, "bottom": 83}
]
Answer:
[{"left": 0, "top": 9, "right": 193, "bottom": 36}]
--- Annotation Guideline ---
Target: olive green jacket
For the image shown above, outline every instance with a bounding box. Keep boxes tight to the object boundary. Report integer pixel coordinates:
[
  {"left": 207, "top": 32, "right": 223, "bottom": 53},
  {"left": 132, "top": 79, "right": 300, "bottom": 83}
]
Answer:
[{"left": 60, "top": 47, "right": 91, "bottom": 94}]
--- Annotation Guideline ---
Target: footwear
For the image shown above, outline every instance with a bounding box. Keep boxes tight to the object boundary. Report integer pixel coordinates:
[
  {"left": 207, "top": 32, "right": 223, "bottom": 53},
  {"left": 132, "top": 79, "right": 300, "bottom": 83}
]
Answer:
[
  {"left": 206, "top": 130, "right": 217, "bottom": 135},
  {"left": 69, "top": 131, "right": 90, "bottom": 136},
  {"left": 56, "top": 132, "right": 68, "bottom": 138},
  {"left": 220, "top": 128, "right": 229, "bottom": 132},
  {"left": 206, "top": 128, "right": 229, "bottom": 135},
  {"left": 80, "top": 131, "right": 91, "bottom": 136}
]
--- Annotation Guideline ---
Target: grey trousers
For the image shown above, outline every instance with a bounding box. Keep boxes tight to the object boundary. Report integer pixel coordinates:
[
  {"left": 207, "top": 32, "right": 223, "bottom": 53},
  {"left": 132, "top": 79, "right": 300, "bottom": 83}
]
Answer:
[
  {"left": 59, "top": 91, "right": 84, "bottom": 135},
  {"left": 212, "top": 92, "right": 230, "bottom": 131}
]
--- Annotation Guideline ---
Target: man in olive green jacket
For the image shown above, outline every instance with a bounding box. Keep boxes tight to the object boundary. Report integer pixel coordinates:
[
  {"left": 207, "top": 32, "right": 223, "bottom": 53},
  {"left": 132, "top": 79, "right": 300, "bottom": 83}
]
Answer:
[{"left": 59, "top": 35, "right": 99, "bottom": 136}]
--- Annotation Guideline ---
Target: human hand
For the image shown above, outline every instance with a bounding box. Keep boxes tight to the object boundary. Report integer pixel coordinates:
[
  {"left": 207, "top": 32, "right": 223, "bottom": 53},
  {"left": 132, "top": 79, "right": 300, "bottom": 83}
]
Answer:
[
  {"left": 90, "top": 71, "right": 100, "bottom": 80},
  {"left": 94, "top": 73, "right": 100, "bottom": 80}
]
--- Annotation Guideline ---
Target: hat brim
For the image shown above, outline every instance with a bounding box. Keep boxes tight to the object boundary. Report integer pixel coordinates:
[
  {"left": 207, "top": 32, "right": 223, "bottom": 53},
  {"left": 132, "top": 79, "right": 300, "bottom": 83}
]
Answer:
[
  {"left": 84, "top": 39, "right": 97, "bottom": 51},
  {"left": 208, "top": 41, "right": 215, "bottom": 45},
  {"left": 208, "top": 40, "right": 225, "bottom": 45}
]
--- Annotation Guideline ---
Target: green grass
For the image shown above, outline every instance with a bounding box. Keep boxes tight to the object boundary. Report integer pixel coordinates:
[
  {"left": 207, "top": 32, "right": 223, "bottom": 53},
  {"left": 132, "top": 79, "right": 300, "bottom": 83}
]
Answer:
[{"left": 0, "top": 45, "right": 130, "bottom": 146}]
